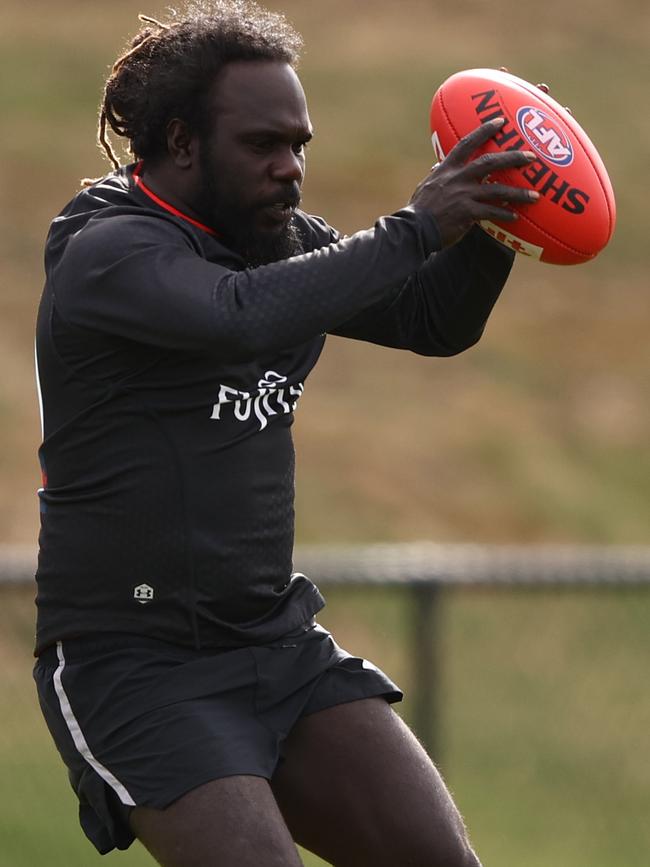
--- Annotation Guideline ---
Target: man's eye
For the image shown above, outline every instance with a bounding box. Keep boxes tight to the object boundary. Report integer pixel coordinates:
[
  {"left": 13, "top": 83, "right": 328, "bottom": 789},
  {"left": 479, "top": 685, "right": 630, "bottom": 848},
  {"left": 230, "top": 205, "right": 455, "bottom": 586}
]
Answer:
[
  {"left": 249, "top": 139, "right": 275, "bottom": 153},
  {"left": 293, "top": 141, "right": 309, "bottom": 155}
]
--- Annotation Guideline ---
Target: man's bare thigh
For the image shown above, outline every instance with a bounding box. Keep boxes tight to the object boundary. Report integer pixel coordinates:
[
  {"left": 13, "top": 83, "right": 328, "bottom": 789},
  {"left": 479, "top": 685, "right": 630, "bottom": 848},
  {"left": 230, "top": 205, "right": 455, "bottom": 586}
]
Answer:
[
  {"left": 130, "top": 775, "right": 303, "bottom": 867},
  {"left": 272, "top": 698, "right": 481, "bottom": 867}
]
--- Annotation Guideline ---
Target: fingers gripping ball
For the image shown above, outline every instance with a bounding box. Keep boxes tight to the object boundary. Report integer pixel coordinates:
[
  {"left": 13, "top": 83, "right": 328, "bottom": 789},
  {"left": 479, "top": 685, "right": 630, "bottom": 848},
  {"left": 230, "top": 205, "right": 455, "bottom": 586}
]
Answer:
[{"left": 430, "top": 68, "right": 616, "bottom": 265}]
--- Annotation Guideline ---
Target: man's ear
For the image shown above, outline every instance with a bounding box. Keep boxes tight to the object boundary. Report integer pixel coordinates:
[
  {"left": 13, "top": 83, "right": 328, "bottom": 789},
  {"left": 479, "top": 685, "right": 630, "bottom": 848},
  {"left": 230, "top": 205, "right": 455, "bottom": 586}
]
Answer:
[{"left": 166, "top": 118, "right": 196, "bottom": 169}]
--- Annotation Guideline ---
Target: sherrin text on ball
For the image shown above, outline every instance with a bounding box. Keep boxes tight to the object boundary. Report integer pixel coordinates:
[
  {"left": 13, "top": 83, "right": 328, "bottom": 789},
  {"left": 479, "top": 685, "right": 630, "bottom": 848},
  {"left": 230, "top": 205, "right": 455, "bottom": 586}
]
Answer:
[{"left": 430, "top": 68, "right": 616, "bottom": 265}]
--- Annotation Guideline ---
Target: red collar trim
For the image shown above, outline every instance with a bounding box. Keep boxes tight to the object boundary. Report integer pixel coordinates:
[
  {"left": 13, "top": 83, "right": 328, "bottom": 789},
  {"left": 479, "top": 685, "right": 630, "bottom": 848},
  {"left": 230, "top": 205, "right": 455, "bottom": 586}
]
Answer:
[{"left": 132, "top": 161, "right": 219, "bottom": 237}]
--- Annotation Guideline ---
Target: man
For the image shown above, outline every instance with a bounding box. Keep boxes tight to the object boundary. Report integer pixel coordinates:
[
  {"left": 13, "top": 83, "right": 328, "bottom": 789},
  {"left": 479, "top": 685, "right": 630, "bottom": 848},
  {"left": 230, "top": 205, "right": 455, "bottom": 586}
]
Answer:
[{"left": 33, "top": 3, "right": 539, "bottom": 865}]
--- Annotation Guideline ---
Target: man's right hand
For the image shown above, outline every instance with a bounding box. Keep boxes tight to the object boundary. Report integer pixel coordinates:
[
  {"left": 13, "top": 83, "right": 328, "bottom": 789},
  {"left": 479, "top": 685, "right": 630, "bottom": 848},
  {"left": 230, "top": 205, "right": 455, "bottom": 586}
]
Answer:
[{"left": 410, "top": 118, "right": 540, "bottom": 248}]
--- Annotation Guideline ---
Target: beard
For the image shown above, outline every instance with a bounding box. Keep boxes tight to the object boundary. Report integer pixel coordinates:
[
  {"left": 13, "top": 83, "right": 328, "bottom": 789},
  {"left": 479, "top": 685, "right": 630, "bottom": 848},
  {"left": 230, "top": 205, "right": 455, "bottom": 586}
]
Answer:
[
  {"left": 233, "top": 217, "right": 304, "bottom": 268},
  {"left": 197, "top": 147, "right": 305, "bottom": 268}
]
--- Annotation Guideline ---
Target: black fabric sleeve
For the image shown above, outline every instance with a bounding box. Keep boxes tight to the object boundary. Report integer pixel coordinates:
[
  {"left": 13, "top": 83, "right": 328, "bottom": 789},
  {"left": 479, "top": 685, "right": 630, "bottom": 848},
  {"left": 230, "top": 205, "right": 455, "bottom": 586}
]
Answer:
[
  {"left": 52, "top": 207, "right": 441, "bottom": 361},
  {"left": 331, "top": 225, "right": 516, "bottom": 356}
]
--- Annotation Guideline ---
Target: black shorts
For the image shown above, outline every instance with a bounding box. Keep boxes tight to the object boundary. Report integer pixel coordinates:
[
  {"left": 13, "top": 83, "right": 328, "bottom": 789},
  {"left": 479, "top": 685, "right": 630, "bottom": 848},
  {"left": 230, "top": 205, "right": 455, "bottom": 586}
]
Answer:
[{"left": 34, "top": 621, "right": 401, "bottom": 854}]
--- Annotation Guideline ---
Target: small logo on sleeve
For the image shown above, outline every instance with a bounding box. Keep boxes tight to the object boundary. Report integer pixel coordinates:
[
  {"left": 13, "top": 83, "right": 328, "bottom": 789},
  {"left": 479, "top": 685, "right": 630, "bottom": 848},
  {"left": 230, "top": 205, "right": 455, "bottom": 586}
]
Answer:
[{"left": 134, "top": 583, "right": 155, "bottom": 604}]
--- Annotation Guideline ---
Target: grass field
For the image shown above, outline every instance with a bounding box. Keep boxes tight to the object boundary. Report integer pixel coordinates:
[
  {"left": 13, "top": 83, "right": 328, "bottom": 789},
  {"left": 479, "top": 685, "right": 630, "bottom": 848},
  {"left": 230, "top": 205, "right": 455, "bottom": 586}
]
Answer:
[
  {"left": 1, "top": 0, "right": 648, "bottom": 545},
  {"left": 2, "top": 583, "right": 649, "bottom": 866},
  {"left": 1, "top": 0, "right": 648, "bottom": 864}
]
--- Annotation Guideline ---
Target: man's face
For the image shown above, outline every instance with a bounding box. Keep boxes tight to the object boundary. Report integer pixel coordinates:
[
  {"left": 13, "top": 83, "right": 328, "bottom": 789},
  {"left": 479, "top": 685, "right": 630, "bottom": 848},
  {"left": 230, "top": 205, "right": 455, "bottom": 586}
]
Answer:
[{"left": 196, "top": 60, "right": 313, "bottom": 266}]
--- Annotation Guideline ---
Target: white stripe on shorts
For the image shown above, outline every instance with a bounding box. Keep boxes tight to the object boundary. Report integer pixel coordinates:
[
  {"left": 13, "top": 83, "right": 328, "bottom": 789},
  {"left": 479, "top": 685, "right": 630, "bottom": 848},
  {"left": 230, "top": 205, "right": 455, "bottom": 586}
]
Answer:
[{"left": 53, "top": 641, "right": 136, "bottom": 807}]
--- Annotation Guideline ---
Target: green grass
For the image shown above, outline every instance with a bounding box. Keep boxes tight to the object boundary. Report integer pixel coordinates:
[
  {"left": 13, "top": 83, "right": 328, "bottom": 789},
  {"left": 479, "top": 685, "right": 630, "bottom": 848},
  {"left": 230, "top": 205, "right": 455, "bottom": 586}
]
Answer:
[
  {"left": 3, "top": 585, "right": 648, "bottom": 867},
  {"left": 441, "top": 587, "right": 650, "bottom": 867}
]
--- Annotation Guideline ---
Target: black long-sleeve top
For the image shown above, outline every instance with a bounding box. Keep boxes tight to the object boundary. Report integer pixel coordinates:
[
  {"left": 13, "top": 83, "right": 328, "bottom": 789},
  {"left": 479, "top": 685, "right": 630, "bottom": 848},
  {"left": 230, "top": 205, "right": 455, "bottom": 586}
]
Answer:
[{"left": 34, "top": 165, "right": 514, "bottom": 654}]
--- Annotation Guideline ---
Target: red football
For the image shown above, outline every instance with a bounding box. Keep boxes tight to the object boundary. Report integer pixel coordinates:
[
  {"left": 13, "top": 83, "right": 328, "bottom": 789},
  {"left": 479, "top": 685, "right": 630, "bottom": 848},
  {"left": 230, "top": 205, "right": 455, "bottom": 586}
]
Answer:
[{"left": 430, "top": 68, "right": 616, "bottom": 265}]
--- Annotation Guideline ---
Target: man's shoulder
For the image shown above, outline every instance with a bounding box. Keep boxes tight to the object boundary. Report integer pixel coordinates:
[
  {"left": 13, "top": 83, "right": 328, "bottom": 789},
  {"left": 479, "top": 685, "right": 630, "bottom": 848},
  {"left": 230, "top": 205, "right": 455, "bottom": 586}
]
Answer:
[
  {"left": 46, "top": 176, "right": 203, "bottom": 276},
  {"left": 55, "top": 169, "right": 134, "bottom": 222},
  {"left": 55, "top": 169, "right": 193, "bottom": 241}
]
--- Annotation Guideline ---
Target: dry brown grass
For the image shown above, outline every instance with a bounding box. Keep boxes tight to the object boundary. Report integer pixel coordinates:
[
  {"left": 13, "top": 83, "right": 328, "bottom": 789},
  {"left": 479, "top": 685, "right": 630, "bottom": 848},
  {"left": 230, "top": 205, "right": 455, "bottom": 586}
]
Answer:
[{"left": 1, "top": 0, "right": 648, "bottom": 544}]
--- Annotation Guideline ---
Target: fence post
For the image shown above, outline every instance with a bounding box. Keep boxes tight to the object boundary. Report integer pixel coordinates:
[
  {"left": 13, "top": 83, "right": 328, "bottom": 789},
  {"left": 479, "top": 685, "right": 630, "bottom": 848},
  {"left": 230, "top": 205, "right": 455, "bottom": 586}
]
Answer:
[{"left": 411, "top": 582, "right": 443, "bottom": 764}]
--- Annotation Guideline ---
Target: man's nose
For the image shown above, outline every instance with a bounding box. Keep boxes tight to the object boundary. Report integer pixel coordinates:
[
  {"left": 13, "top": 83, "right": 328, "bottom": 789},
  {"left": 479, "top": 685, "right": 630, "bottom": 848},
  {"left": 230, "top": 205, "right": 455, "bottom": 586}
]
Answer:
[{"left": 271, "top": 149, "right": 304, "bottom": 183}]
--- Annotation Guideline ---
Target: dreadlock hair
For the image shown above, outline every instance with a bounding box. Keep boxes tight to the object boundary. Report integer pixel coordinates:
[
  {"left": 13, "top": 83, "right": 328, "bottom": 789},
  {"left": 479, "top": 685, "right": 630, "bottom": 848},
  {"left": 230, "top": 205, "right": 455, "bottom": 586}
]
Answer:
[{"left": 94, "top": 1, "right": 303, "bottom": 173}]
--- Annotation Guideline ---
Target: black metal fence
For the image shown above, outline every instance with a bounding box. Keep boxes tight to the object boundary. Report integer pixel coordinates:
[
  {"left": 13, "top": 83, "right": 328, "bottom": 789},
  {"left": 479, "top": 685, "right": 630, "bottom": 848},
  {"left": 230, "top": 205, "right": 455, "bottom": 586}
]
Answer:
[{"left": 4, "top": 542, "right": 650, "bottom": 759}]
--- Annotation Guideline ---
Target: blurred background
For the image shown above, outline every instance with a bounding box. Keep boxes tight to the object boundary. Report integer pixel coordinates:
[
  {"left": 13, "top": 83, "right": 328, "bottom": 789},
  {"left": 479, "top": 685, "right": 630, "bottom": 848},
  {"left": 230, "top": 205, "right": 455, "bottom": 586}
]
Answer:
[{"left": 1, "top": 1, "right": 648, "bottom": 865}]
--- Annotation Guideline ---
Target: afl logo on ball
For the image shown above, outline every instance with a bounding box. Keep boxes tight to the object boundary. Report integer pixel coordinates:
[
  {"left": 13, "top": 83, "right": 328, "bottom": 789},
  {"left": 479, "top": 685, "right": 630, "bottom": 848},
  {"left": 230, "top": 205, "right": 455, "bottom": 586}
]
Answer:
[{"left": 516, "top": 106, "right": 574, "bottom": 167}]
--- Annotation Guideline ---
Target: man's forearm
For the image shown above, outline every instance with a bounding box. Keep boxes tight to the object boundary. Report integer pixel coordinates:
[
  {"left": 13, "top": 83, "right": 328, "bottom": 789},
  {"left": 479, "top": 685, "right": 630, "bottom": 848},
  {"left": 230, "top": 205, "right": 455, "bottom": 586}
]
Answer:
[
  {"left": 330, "top": 226, "right": 514, "bottom": 355},
  {"left": 210, "top": 208, "right": 442, "bottom": 359}
]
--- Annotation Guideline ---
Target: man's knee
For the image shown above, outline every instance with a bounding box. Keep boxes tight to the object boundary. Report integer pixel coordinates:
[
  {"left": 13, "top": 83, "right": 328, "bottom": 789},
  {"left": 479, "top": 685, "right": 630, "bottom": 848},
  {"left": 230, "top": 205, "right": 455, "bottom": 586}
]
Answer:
[
  {"left": 403, "top": 833, "right": 482, "bottom": 867},
  {"left": 426, "top": 818, "right": 483, "bottom": 867},
  {"left": 450, "top": 841, "right": 483, "bottom": 867}
]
